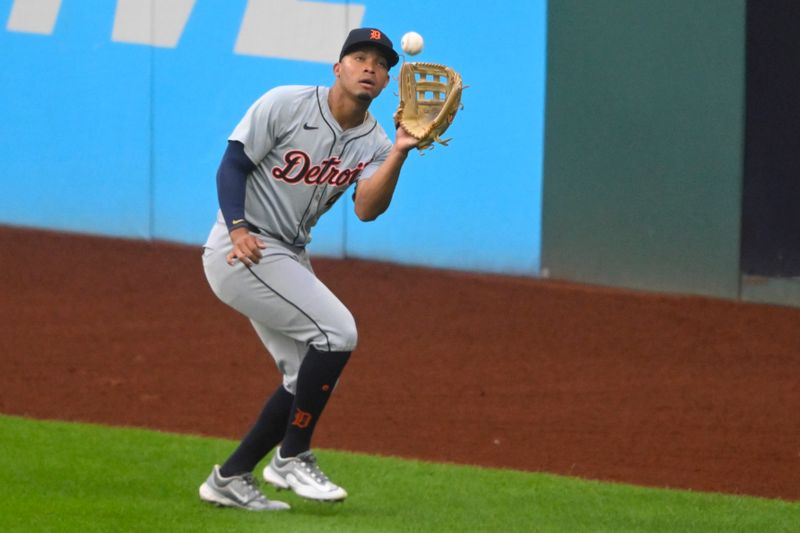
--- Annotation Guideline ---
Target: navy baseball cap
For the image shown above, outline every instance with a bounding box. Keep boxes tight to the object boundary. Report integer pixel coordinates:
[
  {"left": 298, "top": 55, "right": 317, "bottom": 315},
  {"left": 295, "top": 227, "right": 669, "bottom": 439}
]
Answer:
[{"left": 339, "top": 27, "right": 399, "bottom": 68}]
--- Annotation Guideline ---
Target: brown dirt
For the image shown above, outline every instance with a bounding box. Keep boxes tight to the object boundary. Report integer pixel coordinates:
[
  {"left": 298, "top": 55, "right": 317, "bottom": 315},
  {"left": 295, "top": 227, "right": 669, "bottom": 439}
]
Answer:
[{"left": 1, "top": 226, "right": 798, "bottom": 501}]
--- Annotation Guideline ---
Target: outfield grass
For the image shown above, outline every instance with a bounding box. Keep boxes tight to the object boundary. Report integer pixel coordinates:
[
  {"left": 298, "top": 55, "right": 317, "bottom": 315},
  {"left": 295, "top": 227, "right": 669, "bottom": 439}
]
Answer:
[{"left": 0, "top": 415, "right": 797, "bottom": 532}]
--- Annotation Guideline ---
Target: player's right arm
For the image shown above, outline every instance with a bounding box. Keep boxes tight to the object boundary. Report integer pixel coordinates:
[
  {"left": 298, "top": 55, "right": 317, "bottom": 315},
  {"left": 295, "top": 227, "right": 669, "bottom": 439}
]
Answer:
[
  {"left": 216, "top": 140, "right": 266, "bottom": 266},
  {"left": 218, "top": 88, "right": 294, "bottom": 266}
]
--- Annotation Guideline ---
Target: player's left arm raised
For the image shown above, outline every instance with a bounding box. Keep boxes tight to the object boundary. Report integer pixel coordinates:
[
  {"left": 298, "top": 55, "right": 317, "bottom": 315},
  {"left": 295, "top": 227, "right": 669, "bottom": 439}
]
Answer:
[{"left": 353, "top": 126, "right": 418, "bottom": 221}]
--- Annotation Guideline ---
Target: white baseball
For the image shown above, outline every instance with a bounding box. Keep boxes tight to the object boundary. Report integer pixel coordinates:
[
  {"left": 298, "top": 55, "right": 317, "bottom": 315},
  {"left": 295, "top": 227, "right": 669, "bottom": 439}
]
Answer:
[{"left": 400, "top": 31, "right": 424, "bottom": 56}]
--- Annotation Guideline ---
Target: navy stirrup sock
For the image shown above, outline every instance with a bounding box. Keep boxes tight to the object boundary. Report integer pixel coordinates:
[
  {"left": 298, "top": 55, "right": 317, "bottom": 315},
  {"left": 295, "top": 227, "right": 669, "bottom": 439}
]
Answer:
[
  {"left": 220, "top": 384, "right": 294, "bottom": 477},
  {"left": 280, "top": 347, "right": 351, "bottom": 458}
]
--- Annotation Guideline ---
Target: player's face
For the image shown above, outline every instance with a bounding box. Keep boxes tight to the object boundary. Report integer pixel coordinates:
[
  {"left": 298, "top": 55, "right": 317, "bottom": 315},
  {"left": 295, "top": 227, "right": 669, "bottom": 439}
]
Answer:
[{"left": 335, "top": 47, "right": 391, "bottom": 102}]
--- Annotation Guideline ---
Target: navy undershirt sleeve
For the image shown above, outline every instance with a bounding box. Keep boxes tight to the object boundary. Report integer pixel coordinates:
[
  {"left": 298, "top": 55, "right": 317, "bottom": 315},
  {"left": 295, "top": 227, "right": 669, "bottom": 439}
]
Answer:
[{"left": 217, "top": 140, "right": 257, "bottom": 232}]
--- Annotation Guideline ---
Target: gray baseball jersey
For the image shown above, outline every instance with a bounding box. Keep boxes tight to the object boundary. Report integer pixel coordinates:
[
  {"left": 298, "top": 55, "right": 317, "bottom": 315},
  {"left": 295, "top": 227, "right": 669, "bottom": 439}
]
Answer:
[
  {"left": 203, "top": 83, "right": 395, "bottom": 391},
  {"left": 230, "top": 84, "right": 392, "bottom": 246}
]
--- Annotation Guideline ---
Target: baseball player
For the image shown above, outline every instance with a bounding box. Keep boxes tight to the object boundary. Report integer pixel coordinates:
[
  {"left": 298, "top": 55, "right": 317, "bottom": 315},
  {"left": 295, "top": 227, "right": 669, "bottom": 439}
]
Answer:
[{"left": 198, "top": 28, "right": 418, "bottom": 511}]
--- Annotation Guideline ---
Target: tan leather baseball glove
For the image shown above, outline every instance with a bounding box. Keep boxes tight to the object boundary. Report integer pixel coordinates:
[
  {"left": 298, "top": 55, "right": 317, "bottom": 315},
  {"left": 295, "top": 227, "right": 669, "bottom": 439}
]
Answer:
[{"left": 394, "top": 62, "right": 463, "bottom": 151}]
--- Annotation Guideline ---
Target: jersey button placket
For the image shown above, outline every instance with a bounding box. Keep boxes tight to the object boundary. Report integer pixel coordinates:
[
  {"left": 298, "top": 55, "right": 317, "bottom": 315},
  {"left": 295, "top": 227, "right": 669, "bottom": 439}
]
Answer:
[{"left": 316, "top": 142, "right": 341, "bottom": 204}]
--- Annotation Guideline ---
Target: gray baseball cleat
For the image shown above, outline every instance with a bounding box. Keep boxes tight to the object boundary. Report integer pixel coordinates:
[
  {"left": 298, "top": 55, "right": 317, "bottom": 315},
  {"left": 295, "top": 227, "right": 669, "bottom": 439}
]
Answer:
[
  {"left": 263, "top": 449, "right": 347, "bottom": 502},
  {"left": 199, "top": 465, "right": 291, "bottom": 511}
]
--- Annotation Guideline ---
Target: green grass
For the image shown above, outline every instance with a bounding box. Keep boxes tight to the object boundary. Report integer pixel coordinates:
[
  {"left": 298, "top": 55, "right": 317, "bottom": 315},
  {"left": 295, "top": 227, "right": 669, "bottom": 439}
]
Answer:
[{"left": 0, "top": 415, "right": 797, "bottom": 532}]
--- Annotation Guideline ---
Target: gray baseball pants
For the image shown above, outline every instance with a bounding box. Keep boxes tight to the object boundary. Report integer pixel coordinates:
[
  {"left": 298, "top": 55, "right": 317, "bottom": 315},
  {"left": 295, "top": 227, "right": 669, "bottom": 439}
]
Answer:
[{"left": 202, "top": 218, "right": 357, "bottom": 393}]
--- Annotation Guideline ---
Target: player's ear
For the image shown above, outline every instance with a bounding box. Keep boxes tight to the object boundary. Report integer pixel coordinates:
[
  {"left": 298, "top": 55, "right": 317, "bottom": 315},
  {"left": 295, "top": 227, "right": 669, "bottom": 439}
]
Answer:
[
  {"left": 333, "top": 62, "right": 341, "bottom": 77},
  {"left": 381, "top": 75, "right": 390, "bottom": 89}
]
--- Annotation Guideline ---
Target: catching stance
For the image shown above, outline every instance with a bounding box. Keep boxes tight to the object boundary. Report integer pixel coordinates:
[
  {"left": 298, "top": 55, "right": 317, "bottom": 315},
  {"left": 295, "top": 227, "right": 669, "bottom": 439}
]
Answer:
[{"left": 198, "top": 28, "right": 418, "bottom": 511}]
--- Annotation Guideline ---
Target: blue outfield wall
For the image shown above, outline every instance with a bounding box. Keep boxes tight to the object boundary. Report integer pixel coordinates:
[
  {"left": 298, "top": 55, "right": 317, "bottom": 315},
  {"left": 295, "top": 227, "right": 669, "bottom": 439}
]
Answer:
[{"left": 0, "top": 1, "right": 547, "bottom": 275}]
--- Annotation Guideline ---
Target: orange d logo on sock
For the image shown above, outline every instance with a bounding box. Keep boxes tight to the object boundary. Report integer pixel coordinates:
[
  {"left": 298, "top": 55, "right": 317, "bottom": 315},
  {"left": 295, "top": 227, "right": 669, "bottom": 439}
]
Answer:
[{"left": 291, "top": 408, "right": 313, "bottom": 429}]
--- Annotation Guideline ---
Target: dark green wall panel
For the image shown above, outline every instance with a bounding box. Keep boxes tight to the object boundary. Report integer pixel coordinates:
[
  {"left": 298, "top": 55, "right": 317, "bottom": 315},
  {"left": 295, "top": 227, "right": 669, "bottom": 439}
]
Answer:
[{"left": 542, "top": 1, "right": 745, "bottom": 298}]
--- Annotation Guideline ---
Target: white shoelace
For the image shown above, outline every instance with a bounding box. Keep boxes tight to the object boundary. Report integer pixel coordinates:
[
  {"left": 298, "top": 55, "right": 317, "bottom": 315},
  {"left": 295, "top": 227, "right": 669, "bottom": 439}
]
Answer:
[
  {"left": 297, "top": 453, "right": 331, "bottom": 484},
  {"left": 239, "top": 473, "right": 268, "bottom": 502}
]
